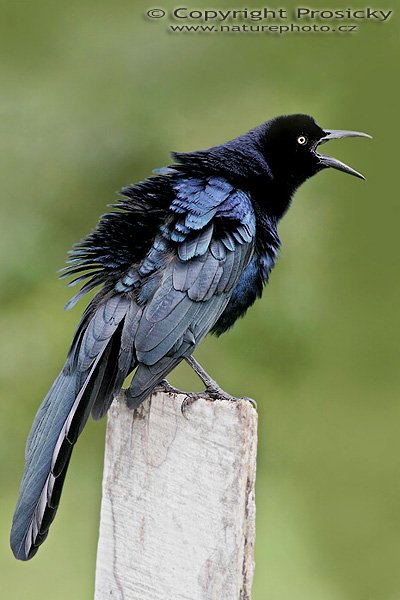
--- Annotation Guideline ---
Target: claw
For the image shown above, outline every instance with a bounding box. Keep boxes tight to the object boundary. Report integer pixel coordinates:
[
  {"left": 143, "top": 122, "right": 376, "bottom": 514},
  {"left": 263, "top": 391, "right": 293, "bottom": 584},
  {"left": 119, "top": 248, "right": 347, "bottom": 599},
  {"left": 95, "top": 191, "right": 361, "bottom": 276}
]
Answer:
[
  {"left": 154, "top": 379, "right": 186, "bottom": 395},
  {"left": 180, "top": 387, "right": 257, "bottom": 419},
  {"left": 180, "top": 394, "right": 195, "bottom": 418},
  {"left": 241, "top": 396, "right": 258, "bottom": 410}
]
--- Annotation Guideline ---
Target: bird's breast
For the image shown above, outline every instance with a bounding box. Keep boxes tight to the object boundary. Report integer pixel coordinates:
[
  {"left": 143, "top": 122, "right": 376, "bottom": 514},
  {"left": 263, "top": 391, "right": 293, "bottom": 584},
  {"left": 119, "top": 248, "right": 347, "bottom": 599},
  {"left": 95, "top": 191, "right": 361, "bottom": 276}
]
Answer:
[{"left": 211, "top": 249, "right": 276, "bottom": 336}]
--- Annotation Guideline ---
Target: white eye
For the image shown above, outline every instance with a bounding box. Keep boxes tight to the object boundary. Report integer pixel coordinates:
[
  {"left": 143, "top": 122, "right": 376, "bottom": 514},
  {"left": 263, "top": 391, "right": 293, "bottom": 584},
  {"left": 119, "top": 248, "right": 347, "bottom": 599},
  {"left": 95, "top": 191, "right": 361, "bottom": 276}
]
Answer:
[{"left": 297, "top": 136, "right": 307, "bottom": 145}]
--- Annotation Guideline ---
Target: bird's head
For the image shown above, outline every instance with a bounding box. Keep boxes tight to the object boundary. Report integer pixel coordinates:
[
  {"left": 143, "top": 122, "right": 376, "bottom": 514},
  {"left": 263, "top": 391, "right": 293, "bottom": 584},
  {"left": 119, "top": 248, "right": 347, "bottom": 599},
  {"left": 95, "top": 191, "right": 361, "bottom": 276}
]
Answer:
[{"left": 260, "top": 114, "right": 371, "bottom": 187}]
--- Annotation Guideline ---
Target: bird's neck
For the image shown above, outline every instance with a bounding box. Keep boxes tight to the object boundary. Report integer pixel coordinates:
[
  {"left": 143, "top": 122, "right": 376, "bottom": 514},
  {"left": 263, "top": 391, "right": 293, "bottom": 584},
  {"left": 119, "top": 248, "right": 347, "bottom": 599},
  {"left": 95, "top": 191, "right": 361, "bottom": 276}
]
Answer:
[
  {"left": 172, "top": 134, "right": 299, "bottom": 221},
  {"left": 253, "top": 177, "right": 296, "bottom": 221}
]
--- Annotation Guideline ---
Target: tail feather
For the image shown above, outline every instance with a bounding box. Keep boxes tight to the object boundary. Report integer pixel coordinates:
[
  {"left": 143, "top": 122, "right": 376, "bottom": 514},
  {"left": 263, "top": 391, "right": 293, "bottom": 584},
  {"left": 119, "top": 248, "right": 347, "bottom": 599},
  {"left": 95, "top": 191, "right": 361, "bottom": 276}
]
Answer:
[
  {"left": 91, "top": 321, "right": 133, "bottom": 420},
  {"left": 91, "top": 300, "right": 141, "bottom": 419},
  {"left": 10, "top": 369, "right": 78, "bottom": 559},
  {"left": 10, "top": 294, "right": 130, "bottom": 560}
]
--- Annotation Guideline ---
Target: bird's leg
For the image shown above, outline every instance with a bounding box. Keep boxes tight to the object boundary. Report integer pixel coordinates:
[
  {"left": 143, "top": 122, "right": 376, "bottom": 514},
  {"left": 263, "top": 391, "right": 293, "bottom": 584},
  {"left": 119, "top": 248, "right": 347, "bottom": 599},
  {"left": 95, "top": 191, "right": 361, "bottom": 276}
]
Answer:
[
  {"left": 153, "top": 361, "right": 228, "bottom": 401},
  {"left": 182, "top": 356, "right": 257, "bottom": 413},
  {"left": 154, "top": 359, "right": 257, "bottom": 416},
  {"left": 184, "top": 356, "right": 230, "bottom": 398}
]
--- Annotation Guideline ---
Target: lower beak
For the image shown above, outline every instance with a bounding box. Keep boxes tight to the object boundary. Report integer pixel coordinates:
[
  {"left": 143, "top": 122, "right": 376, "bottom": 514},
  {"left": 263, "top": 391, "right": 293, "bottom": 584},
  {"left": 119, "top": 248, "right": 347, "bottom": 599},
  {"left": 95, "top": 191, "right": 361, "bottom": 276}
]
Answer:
[{"left": 317, "top": 129, "right": 372, "bottom": 180}]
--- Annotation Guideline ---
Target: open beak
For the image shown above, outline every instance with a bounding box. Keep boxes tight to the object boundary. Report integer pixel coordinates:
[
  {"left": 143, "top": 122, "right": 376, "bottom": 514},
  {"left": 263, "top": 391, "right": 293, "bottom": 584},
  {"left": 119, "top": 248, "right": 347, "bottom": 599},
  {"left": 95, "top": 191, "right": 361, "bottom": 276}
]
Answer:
[{"left": 317, "top": 129, "right": 372, "bottom": 180}]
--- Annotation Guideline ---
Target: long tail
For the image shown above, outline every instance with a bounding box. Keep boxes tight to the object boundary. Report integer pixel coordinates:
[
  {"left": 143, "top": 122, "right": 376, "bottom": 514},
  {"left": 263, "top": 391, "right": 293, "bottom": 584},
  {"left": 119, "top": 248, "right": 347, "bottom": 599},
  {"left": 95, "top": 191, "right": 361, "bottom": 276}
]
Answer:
[{"left": 10, "top": 293, "right": 131, "bottom": 560}]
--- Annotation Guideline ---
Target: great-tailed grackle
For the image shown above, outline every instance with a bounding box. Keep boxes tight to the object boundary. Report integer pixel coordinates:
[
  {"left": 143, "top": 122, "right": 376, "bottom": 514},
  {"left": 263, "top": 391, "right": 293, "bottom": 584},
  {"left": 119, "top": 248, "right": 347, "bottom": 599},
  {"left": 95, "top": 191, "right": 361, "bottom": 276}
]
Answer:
[{"left": 10, "top": 114, "right": 370, "bottom": 560}]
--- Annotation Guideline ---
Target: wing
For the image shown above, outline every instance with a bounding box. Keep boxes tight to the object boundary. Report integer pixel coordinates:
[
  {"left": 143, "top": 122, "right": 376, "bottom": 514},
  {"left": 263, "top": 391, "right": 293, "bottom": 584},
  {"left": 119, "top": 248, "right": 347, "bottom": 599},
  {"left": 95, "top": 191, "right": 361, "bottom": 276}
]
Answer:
[{"left": 125, "top": 175, "right": 256, "bottom": 406}]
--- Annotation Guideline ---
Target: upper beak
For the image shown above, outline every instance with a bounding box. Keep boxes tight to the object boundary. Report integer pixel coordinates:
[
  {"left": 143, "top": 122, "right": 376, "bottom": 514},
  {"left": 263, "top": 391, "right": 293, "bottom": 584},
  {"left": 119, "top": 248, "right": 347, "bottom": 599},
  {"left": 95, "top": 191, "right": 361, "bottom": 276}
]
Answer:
[{"left": 317, "top": 129, "right": 372, "bottom": 180}]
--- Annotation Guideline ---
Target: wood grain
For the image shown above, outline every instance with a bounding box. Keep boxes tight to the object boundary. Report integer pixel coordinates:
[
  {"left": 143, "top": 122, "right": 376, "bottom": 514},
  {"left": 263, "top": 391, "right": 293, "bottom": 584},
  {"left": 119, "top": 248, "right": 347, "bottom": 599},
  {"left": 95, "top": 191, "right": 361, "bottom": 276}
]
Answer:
[{"left": 95, "top": 391, "right": 257, "bottom": 600}]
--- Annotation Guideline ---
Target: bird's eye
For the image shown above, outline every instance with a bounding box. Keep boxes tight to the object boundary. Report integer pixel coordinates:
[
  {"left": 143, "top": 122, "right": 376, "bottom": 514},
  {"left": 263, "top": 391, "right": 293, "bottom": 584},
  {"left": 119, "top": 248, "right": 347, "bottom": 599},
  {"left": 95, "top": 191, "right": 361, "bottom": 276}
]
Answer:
[{"left": 297, "top": 136, "right": 307, "bottom": 145}]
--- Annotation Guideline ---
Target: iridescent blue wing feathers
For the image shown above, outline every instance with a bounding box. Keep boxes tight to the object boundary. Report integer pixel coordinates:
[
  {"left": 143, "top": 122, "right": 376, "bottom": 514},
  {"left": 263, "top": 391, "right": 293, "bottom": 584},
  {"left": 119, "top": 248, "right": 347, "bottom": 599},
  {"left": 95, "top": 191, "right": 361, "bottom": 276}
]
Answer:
[{"left": 11, "top": 171, "right": 272, "bottom": 561}]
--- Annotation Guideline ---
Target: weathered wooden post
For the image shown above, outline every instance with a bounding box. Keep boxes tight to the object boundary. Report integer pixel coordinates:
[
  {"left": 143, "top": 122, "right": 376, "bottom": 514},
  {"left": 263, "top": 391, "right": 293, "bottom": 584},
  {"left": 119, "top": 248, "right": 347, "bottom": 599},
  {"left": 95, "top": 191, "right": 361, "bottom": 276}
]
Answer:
[{"left": 94, "top": 391, "right": 258, "bottom": 600}]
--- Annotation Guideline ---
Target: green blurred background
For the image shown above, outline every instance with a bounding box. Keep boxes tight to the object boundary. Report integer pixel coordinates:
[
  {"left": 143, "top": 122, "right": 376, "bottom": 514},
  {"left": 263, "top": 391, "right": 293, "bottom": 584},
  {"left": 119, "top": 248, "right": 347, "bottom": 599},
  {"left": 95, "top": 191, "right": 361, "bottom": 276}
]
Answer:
[{"left": 0, "top": 0, "right": 398, "bottom": 598}]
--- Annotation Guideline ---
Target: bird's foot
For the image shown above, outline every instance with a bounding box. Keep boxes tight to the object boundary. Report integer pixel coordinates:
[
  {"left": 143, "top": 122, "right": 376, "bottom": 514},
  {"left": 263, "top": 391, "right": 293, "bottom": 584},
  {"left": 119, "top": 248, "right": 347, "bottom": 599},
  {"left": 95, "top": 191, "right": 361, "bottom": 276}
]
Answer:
[
  {"left": 155, "top": 362, "right": 257, "bottom": 417},
  {"left": 180, "top": 386, "right": 257, "bottom": 416},
  {"left": 180, "top": 355, "right": 257, "bottom": 415},
  {"left": 154, "top": 379, "right": 187, "bottom": 396}
]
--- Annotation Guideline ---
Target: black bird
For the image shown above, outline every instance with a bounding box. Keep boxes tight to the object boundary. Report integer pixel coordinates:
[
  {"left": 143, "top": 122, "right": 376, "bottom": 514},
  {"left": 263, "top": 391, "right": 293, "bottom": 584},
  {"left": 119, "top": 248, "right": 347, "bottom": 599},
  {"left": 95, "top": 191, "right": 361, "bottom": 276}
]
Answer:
[{"left": 10, "top": 114, "right": 370, "bottom": 560}]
